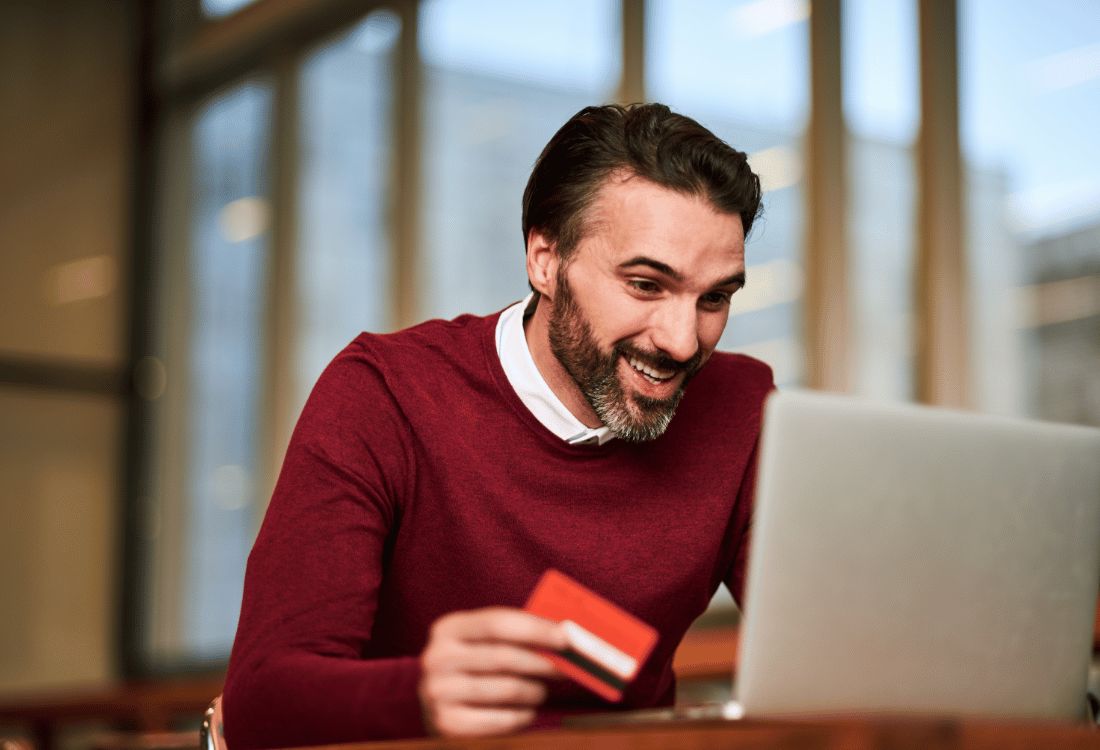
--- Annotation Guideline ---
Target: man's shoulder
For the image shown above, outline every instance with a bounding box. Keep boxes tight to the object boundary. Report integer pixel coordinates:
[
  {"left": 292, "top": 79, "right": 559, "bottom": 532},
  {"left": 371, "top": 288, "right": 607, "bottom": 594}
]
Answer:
[
  {"left": 297, "top": 311, "right": 502, "bottom": 435},
  {"left": 342, "top": 311, "right": 499, "bottom": 369},
  {"left": 673, "top": 349, "right": 775, "bottom": 426},
  {"left": 700, "top": 349, "right": 775, "bottom": 391}
]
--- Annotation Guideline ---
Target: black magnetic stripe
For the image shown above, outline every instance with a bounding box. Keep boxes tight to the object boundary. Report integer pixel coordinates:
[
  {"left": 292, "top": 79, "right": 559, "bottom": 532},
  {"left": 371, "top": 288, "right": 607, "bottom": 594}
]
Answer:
[{"left": 558, "top": 648, "right": 627, "bottom": 692}]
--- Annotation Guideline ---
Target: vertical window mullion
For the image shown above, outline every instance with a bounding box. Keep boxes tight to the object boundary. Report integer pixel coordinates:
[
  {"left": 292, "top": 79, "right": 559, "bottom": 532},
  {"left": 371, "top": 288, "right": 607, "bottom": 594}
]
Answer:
[
  {"left": 619, "top": 0, "right": 646, "bottom": 104},
  {"left": 804, "top": 0, "right": 851, "bottom": 392},
  {"left": 260, "top": 53, "right": 302, "bottom": 521},
  {"left": 394, "top": 0, "right": 422, "bottom": 331},
  {"left": 143, "top": 103, "right": 198, "bottom": 667},
  {"left": 916, "top": 0, "right": 968, "bottom": 408}
]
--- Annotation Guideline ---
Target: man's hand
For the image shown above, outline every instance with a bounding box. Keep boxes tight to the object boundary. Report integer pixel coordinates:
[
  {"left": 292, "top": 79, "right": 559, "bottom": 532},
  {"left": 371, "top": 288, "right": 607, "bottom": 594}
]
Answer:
[{"left": 418, "top": 607, "right": 568, "bottom": 737}]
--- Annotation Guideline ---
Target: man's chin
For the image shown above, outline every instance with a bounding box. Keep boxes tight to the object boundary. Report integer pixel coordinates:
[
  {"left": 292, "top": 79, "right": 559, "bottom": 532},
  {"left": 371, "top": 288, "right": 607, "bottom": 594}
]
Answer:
[{"left": 599, "top": 391, "right": 683, "bottom": 442}]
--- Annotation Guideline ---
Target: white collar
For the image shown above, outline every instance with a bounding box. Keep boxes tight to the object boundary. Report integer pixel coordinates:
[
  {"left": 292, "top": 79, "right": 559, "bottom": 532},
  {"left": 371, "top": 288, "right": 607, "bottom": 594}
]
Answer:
[{"left": 495, "top": 294, "right": 615, "bottom": 446}]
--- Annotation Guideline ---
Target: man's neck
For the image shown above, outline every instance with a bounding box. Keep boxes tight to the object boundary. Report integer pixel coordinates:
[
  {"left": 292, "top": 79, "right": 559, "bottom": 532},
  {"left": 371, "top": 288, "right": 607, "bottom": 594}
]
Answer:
[{"left": 523, "top": 295, "right": 604, "bottom": 429}]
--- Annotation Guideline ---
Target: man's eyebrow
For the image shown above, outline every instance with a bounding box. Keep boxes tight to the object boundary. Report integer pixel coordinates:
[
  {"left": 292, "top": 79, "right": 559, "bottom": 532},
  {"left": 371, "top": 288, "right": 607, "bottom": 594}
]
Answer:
[
  {"left": 719, "top": 271, "right": 746, "bottom": 289},
  {"left": 617, "top": 256, "right": 682, "bottom": 282},
  {"left": 618, "top": 257, "right": 746, "bottom": 289}
]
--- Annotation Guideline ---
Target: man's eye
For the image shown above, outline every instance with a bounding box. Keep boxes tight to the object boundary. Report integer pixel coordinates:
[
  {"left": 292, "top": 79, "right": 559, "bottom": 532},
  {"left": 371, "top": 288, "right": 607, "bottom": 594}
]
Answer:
[
  {"left": 629, "top": 279, "right": 661, "bottom": 294},
  {"left": 701, "top": 292, "right": 731, "bottom": 307}
]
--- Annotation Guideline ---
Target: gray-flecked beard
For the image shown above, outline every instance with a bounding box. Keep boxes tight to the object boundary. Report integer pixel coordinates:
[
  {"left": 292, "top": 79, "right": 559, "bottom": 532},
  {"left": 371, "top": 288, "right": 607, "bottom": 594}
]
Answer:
[{"left": 546, "top": 270, "right": 704, "bottom": 442}]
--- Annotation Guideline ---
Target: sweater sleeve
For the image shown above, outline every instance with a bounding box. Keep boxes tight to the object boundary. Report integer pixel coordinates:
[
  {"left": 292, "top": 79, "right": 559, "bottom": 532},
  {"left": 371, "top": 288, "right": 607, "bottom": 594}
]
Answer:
[
  {"left": 724, "top": 362, "right": 774, "bottom": 607},
  {"left": 724, "top": 434, "right": 760, "bottom": 607},
  {"left": 223, "top": 341, "right": 426, "bottom": 748}
]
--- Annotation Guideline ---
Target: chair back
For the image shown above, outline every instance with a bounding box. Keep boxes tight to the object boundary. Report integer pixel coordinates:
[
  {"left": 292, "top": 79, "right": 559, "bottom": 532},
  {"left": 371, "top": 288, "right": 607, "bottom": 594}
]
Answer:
[{"left": 199, "top": 696, "right": 226, "bottom": 750}]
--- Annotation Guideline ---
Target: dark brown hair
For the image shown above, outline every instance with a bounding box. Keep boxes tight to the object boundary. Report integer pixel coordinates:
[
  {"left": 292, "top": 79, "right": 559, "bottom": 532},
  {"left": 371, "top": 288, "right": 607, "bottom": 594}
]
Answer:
[{"left": 522, "top": 103, "right": 762, "bottom": 261}]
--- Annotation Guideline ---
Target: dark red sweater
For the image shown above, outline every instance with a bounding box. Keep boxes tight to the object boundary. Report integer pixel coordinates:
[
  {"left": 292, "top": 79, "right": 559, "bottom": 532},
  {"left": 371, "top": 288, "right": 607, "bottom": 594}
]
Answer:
[{"left": 223, "top": 310, "right": 773, "bottom": 748}]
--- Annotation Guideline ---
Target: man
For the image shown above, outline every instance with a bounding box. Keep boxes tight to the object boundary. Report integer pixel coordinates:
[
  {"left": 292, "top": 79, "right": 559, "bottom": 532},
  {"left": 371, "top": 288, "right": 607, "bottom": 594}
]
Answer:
[{"left": 223, "top": 103, "right": 771, "bottom": 747}]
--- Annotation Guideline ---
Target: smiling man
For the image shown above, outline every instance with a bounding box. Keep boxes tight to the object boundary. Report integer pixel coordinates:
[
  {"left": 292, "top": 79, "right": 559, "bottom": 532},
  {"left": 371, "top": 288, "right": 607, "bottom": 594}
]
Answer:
[
  {"left": 224, "top": 104, "right": 772, "bottom": 747},
  {"left": 529, "top": 174, "right": 747, "bottom": 442}
]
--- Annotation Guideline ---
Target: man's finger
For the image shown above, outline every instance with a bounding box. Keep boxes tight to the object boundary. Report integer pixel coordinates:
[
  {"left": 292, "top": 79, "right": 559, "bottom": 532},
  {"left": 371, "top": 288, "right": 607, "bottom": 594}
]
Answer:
[
  {"left": 436, "top": 607, "right": 568, "bottom": 650},
  {"left": 433, "top": 705, "right": 536, "bottom": 738},
  {"left": 427, "top": 673, "right": 548, "bottom": 706},
  {"left": 422, "top": 638, "right": 561, "bottom": 678},
  {"left": 448, "top": 641, "right": 562, "bottom": 677}
]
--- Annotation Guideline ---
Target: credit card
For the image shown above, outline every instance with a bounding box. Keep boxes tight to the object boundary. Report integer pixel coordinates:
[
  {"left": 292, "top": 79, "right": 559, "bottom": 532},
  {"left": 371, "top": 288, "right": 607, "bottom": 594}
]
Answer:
[{"left": 524, "top": 569, "right": 658, "bottom": 702}]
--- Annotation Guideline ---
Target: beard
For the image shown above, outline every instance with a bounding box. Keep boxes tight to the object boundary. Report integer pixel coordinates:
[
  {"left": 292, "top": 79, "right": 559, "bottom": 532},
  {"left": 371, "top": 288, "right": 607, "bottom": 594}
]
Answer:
[{"left": 546, "top": 269, "right": 705, "bottom": 442}]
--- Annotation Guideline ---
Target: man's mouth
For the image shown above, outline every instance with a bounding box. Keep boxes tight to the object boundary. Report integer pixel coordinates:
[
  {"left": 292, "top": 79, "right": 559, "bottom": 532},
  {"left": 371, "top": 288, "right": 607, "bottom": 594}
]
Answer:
[{"left": 626, "top": 355, "right": 676, "bottom": 385}]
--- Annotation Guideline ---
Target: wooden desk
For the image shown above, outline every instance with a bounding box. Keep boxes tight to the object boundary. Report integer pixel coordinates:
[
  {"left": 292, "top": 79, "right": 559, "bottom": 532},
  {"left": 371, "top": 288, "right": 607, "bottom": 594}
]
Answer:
[
  {"left": 672, "top": 626, "right": 738, "bottom": 683},
  {"left": 318, "top": 717, "right": 1100, "bottom": 750},
  {"left": 0, "top": 674, "right": 223, "bottom": 750}
]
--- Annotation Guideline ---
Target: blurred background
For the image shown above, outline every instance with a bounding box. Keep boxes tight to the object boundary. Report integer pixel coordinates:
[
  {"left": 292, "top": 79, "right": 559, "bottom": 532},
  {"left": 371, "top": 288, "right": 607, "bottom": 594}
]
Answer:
[{"left": 1, "top": 0, "right": 1098, "bottom": 745}]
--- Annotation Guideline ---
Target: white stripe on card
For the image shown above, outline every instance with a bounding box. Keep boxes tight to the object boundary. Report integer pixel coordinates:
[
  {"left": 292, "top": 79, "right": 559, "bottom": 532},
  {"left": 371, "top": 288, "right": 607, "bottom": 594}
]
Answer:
[{"left": 561, "top": 620, "right": 639, "bottom": 680}]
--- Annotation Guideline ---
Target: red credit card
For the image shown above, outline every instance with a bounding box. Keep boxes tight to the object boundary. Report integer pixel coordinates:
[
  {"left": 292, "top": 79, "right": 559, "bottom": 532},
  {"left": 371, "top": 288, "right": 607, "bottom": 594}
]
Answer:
[{"left": 523, "top": 569, "right": 658, "bottom": 703}]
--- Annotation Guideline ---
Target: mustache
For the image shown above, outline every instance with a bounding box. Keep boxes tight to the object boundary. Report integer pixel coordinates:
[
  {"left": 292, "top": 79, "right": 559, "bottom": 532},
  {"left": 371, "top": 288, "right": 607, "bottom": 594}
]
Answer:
[{"left": 614, "top": 342, "right": 703, "bottom": 375}]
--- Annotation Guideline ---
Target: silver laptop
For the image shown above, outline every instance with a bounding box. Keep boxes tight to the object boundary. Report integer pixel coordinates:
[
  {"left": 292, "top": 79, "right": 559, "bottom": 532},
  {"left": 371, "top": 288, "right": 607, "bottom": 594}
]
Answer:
[
  {"left": 566, "top": 389, "right": 1100, "bottom": 727},
  {"left": 736, "top": 389, "right": 1100, "bottom": 722}
]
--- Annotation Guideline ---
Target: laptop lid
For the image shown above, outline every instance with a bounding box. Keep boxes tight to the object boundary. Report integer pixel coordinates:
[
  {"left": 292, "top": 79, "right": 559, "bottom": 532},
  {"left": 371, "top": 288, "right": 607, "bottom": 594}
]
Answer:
[{"left": 736, "top": 390, "right": 1100, "bottom": 721}]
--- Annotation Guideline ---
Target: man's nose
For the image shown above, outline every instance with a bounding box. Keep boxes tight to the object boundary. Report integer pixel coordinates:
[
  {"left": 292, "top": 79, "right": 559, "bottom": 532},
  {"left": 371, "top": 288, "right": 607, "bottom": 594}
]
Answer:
[{"left": 651, "top": 300, "right": 700, "bottom": 363}]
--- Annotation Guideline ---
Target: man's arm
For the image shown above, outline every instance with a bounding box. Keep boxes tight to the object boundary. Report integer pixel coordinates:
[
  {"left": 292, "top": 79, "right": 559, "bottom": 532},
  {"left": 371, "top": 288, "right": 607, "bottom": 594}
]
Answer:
[
  {"left": 222, "top": 342, "right": 566, "bottom": 748},
  {"left": 222, "top": 388, "right": 423, "bottom": 747}
]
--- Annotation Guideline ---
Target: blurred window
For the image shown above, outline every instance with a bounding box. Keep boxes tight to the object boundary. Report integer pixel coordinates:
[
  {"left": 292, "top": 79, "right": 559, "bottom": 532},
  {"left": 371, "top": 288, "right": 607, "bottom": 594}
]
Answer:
[
  {"left": 961, "top": 0, "right": 1100, "bottom": 421},
  {"left": 417, "top": 0, "right": 620, "bottom": 321},
  {"left": 146, "top": 78, "right": 273, "bottom": 662},
  {"left": 843, "top": 0, "right": 919, "bottom": 402},
  {"left": 201, "top": 0, "right": 258, "bottom": 17},
  {"left": 648, "top": 0, "right": 810, "bottom": 387},
  {"left": 183, "top": 80, "right": 273, "bottom": 656},
  {"left": 133, "top": 0, "right": 1100, "bottom": 672},
  {"left": 294, "top": 10, "right": 400, "bottom": 421}
]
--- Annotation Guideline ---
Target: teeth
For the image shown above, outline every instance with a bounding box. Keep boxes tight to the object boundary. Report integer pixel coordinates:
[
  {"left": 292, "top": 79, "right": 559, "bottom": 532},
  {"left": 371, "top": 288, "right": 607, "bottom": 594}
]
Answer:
[{"left": 627, "top": 357, "right": 674, "bottom": 383}]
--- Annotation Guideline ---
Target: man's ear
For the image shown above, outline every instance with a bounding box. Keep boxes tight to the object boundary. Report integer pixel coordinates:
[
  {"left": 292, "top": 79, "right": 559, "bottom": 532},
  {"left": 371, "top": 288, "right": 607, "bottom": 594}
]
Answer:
[{"left": 526, "top": 229, "right": 559, "bottom": 299}]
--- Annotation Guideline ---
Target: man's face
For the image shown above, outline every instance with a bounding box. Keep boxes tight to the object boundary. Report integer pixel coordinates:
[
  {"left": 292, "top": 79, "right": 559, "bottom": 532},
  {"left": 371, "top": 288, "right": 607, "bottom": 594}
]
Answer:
[{"left": 545, "top": 175, "right": 746, "bottom": 441}]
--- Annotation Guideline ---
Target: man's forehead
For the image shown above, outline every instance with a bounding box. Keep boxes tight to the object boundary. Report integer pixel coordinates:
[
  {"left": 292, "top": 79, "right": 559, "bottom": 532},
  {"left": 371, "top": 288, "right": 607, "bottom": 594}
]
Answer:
[
  {"left": 586, "top": 173, "right": 744, "bottom": 240},
  {"left": 578, "top": 176, "right": 746, "bottom": 278}
]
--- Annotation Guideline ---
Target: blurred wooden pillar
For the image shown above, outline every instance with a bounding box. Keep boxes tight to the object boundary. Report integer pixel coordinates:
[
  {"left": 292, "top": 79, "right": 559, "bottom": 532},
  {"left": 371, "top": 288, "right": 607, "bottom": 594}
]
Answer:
[
  {"left": 916, "top": 0, "right": 969, "bottom": 408},
  {"left": 618, "top": 0, "right": 646, "bottom": 104},
  {"left": 263, "top": 51, "right": 301, "bottom": 518},
  {"left": 804, "top": 0, "right": 850, "bottom": 392},
  {"left": 394, "top": 0, "right": 422, "bottom": 330}
]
